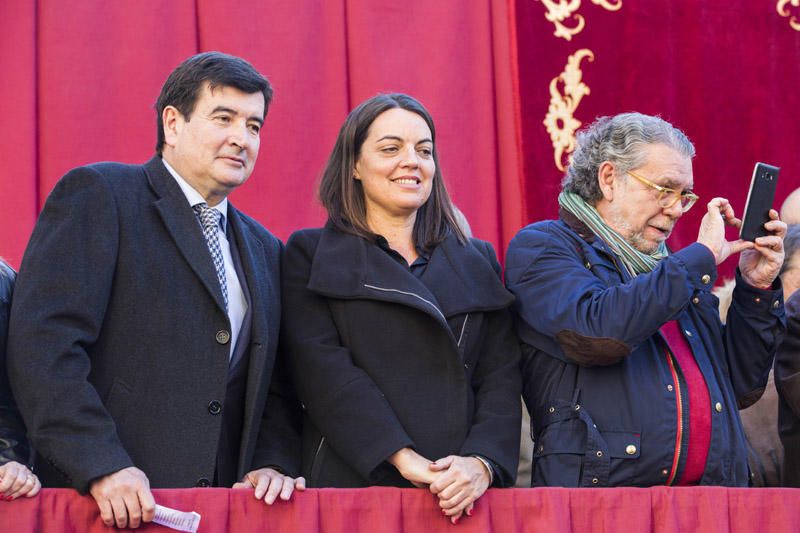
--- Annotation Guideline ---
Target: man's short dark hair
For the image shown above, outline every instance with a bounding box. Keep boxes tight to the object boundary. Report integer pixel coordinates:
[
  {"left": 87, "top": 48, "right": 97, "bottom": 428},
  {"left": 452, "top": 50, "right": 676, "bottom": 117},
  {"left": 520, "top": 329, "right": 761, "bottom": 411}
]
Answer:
[{"left": 155, "top": 51, "right": 273, "bottom": 154}]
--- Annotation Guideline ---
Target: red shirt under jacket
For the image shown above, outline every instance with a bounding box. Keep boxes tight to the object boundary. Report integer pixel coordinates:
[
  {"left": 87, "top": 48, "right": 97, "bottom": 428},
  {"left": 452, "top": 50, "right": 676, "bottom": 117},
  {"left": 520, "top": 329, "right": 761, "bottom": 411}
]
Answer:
[{"left": 661, "top": 319, "right": 711, "bottom": 485}]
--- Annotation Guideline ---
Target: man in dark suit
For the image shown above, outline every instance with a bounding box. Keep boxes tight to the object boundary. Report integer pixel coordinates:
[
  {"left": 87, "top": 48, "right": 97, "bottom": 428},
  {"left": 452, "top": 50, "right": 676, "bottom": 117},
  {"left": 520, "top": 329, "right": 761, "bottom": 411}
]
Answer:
[{"left": 7, "top": 52, "right": 303, "bottom": 529}]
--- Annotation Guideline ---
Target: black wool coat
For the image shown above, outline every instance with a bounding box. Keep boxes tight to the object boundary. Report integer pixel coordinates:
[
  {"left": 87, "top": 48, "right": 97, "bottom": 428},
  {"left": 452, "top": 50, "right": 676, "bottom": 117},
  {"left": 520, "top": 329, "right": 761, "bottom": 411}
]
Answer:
[
  {"left": 281, "top": 226, "right": 521, "bottom": 488},
  {"left": 7, "top": 157, "right": 300, "bottom": 491}
]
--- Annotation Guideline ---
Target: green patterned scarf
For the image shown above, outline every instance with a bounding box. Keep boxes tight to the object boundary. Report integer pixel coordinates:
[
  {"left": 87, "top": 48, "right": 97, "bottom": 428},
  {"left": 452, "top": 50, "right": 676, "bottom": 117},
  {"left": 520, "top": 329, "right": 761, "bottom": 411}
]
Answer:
[{"left": 558, "top": 190, "right": 668, "bottom": 277}]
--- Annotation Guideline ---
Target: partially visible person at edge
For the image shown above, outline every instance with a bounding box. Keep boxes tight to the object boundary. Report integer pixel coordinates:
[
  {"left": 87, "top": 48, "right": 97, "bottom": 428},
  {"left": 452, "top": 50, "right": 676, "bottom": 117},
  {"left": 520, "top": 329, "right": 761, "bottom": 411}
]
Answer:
[
  {"left": 713, "top": 275, "right": 783, "bottom": 487},
  {"left": 281, "top": 93, "right": 521, "bottom": 523},
  {"left": 717, "top": 223, "right": 800, "bottom": 486},
  {"left": 775, "top": 224, "right": 800, "bottom": 486},
  {"left": 7, "top": 52, "right": 304, "bottom": 529},
  {"left": 780, "top": 186, "right": 800, "bottom": 225},
  {"left": 505, "top": 112, "right": 786, "bottom": 487},
  {"left": 0, "top": 259, "right": 40, "bottom": 500}
]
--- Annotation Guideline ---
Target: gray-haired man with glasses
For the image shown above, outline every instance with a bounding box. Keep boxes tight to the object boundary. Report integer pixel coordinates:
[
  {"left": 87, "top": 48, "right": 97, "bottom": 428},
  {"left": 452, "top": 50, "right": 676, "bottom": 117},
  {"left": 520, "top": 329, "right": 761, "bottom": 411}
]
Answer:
[{"left": 506, "top": 112, "right": 787, "bottom": 487}]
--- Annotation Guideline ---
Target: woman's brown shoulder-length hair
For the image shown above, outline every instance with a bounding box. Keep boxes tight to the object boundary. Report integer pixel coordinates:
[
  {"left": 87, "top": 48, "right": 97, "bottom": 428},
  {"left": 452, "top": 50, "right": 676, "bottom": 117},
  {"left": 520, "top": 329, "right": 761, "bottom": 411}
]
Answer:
[{"left": 318, "top": 93, "right": 466, "bottom": 251}]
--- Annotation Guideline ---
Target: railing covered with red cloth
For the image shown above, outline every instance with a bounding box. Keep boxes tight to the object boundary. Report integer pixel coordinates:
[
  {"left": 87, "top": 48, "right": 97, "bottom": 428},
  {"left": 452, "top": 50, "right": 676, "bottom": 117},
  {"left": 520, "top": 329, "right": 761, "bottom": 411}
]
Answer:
[{"left": 1, "top": 487, "right": 799, "bottom": 532}]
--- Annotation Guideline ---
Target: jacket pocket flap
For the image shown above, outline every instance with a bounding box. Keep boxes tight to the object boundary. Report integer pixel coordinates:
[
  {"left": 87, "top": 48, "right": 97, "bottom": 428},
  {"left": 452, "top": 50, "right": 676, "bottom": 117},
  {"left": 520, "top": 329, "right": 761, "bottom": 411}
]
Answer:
[
  {"left": 603, "top": 430, "right": 641, "bottom": 459},
  {"left": 534, "top": 420, "right": 584, "bottom": 456},
  {"left": 534, "top": 424, "right": 641, "bottom": 459}
]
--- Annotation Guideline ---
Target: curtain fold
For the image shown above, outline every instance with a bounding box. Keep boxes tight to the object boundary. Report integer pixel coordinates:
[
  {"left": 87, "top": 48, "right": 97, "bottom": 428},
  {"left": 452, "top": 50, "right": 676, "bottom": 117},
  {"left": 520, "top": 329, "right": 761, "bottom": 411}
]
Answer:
[
  {"left": 0, "top": 0, "right": 37, "bottom": 266},
  {"left": 1, "top": 1, "right": 523, "bottom": 267}
]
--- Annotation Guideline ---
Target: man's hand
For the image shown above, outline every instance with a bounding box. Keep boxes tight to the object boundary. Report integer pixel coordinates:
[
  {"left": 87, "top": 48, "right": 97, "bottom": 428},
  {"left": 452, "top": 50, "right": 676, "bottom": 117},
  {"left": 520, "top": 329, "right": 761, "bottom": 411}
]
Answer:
[
  {"left": 696, "top": 197, "right": 753, "bottom": 265},
  {"left": 387, "top": 448, "right": 436, "bottom": 488},
  {"left": 739, "top": 209, "right": 787, "bottom": 289},
  {"left": 0, "top": 461, "right": 41, "bottom": 499},
  {"left": 233, "top": 468, "right": 305, "bottom": 504},
  {"left": 89, "top": 466, "right": 154, "bottom": 529},
  {"left": 428, "top": 456, "right": 490, "bottom": 524}
]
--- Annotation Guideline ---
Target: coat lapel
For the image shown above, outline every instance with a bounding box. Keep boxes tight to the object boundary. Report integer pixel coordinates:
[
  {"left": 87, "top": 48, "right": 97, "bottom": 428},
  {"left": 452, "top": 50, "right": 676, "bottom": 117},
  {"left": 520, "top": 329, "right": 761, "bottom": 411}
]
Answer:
[
  {"left": 145, "top": 157, "right": 228, "bottom": 315},
  {"left": 227, "top": 208, "right": 270, "bottom": 348},
  {"left": 307, "top": 227, "right": 449, "bottom": 326},
  {"left": 421, "top": 235, "right": 514, "bottom": 317},
  {"left": 226, "top": 207, "right": 276, "bottom": 472}
]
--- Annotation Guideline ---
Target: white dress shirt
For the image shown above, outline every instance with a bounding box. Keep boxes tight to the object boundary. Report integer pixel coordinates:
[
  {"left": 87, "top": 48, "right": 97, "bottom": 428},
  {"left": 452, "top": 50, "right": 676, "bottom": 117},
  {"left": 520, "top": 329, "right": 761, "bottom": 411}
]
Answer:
[{"left": 162, "top": 159, "right": 247, "bottom": 359}]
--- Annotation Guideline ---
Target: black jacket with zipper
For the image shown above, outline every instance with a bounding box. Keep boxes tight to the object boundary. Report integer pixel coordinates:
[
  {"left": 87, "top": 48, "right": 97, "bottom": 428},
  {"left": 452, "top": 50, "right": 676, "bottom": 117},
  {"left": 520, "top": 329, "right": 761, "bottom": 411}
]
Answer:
[{"left": 281, "top": 225, "right": 521, "bottom": 487}]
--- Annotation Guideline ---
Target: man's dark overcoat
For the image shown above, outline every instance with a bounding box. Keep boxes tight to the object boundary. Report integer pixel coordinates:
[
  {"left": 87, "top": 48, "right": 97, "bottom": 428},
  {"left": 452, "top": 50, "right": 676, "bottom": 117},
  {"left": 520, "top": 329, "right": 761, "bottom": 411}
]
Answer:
[{"left": 7, "top": 157, "right": 299, "bottom": 492}]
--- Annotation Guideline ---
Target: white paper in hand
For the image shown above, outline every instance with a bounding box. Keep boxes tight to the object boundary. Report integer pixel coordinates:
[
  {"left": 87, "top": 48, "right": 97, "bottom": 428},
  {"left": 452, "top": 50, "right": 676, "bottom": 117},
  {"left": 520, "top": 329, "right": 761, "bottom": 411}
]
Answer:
[{"left": 153, "top": 504, "right": 201, "bottom": 533}]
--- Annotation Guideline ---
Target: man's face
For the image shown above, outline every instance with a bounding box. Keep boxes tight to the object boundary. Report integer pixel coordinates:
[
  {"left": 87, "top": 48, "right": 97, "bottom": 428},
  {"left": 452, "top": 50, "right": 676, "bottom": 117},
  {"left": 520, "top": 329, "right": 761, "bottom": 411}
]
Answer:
[
  {"left": 602, "top": 143, "right": 694, "bottom": 254},
  {"left": 162, "top": 82, "right": 265, "bottom": 206}
]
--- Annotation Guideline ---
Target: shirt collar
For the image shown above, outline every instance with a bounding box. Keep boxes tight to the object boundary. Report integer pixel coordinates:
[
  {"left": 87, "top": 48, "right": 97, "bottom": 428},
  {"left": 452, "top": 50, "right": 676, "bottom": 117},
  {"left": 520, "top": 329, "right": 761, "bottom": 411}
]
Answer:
[
  {"left": 374, "top": 235, "right": 430, "bottom": 266},
  {"left": 162, "top": 158, "right": 228, "bottom": 231}
]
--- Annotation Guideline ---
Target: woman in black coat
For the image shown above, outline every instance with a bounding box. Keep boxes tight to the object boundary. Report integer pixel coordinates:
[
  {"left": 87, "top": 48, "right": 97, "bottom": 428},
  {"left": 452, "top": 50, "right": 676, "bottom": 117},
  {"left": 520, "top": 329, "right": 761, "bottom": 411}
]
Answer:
[
  {"left": 282, "top": 93, "right": 521, "bottom": 524},
  {"left": 0, "top": 259, "right": 40, "bottom": 500}
]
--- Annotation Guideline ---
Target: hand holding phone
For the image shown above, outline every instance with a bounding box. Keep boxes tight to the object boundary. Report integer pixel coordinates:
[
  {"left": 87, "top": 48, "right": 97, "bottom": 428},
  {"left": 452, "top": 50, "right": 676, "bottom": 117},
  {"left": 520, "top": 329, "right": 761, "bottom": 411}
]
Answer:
[{"left": 739, "top": 162, "right": 780, "bottom": 242}]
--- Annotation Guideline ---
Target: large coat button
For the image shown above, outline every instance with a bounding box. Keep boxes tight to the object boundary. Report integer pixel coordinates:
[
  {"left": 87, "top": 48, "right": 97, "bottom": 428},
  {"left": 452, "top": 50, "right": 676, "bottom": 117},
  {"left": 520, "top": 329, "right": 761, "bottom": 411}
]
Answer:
[
  {"left": 208, "top": 400, "right": 222, "bottom": 415},
  {"left": 196, "top": 478, "right": 211, "bottom": 487},
  {"left": 216, "top": 330, "right": 231, "bottom": 345}
]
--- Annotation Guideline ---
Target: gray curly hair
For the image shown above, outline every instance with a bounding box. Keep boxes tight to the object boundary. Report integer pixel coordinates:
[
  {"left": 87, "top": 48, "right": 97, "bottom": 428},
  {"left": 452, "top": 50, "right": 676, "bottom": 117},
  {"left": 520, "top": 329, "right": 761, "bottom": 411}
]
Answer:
[{"left": 562, "top": 112, "right": 695, "bottom": 204}]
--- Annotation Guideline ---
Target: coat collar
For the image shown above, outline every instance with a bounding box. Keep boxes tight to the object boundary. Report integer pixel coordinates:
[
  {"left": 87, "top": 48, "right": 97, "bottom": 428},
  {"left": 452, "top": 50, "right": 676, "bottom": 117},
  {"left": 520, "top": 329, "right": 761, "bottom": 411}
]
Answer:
[
  {"left": 307, "top": 225, "right": 513, "bottom": 320},
  {"left": 560, "top": 207, "right": 597, "bottom": 244},
  {"left": 145, "top": 156, "right": 228, "bottom": 315},
  {"left": 559, "top": 207, "right": 638, "bottom": 282},
  {"left": 560, "top": 206, "right": 628, "bottom": 257}
]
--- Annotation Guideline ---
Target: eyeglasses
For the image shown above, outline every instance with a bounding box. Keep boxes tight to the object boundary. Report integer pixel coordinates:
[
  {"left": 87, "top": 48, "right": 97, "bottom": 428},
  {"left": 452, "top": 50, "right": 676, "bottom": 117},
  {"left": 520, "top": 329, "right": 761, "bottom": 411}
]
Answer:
[{"left": 627, "top": 170, "right": 699, "bottom": 213}]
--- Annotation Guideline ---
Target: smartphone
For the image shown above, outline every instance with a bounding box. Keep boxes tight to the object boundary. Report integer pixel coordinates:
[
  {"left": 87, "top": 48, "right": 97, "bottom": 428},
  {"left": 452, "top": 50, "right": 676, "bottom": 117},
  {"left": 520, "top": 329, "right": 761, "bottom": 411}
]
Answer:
[{"left": 739, "top": 162, "right": 780, "bottom": 242}]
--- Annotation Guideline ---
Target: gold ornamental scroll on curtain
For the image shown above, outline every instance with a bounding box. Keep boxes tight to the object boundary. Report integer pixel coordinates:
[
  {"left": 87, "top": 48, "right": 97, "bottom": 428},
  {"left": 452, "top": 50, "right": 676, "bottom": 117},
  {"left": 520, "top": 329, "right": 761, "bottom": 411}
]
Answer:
[
  {"left": 538, "top": 0, "right": 622, "bottom": 41},
  {"left": 543, "top": 49, "right": 594, "bottom": 172},
  {"left": 777, "top": 0, "right": 800, "bottom": 30},
  {"left": 537, "top": 0, "right": 622, "bottom": 171}
]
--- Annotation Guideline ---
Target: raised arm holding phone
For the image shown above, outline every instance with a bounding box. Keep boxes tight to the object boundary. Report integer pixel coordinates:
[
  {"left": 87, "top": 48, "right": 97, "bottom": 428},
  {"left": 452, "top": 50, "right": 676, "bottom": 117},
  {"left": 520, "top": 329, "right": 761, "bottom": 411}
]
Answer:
[{"left": 506, "top": 112, "right": 786, "bottom": 488}]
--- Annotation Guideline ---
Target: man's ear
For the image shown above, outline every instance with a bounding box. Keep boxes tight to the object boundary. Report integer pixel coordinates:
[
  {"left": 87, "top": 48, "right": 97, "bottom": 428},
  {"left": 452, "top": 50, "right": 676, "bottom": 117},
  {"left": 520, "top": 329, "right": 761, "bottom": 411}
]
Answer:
[
  {"left": 597, "top": 161, "right": 617, "bottom": 202},
  {"left": 162, "top": 106, "right": 182, "bottom": 148}
]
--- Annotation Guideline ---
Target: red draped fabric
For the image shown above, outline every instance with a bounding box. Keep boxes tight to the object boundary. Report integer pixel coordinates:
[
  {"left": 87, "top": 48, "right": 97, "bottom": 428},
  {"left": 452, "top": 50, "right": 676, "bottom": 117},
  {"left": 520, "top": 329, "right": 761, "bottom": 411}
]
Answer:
[
  {"left": 3, "top": 2, "right": 798, "bottom": 271},
  {"left": 1, "top": 6, "right": 797, "bottom": 526},
  {"left": 0, "top": 0, "right": 524, "bottom": 268},
  {"left": 2, "top": 487, "right": 800, "bottom": 532}
]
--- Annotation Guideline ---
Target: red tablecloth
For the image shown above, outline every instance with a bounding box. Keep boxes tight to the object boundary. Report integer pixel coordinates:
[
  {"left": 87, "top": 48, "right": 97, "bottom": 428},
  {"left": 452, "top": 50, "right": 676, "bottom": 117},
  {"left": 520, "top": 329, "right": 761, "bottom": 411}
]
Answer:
[{"left": 1, "top": 486, "right": 798, "bottom": 532}]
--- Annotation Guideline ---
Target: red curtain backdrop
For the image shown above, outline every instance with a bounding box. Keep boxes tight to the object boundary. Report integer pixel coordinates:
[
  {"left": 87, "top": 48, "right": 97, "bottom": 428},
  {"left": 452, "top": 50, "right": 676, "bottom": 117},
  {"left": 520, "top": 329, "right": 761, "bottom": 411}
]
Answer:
[
  {"left": 3, "top": 487, "right": 800, "bottom": 532},
  {"left": 0, "top": 0, "right": 524, "bottom": 268},
  {"left": 516, "top": 0, "right": 800, "bottom": 278},
  {"left": 3, "top": 2, "right": 798, "bottom": 272}
]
